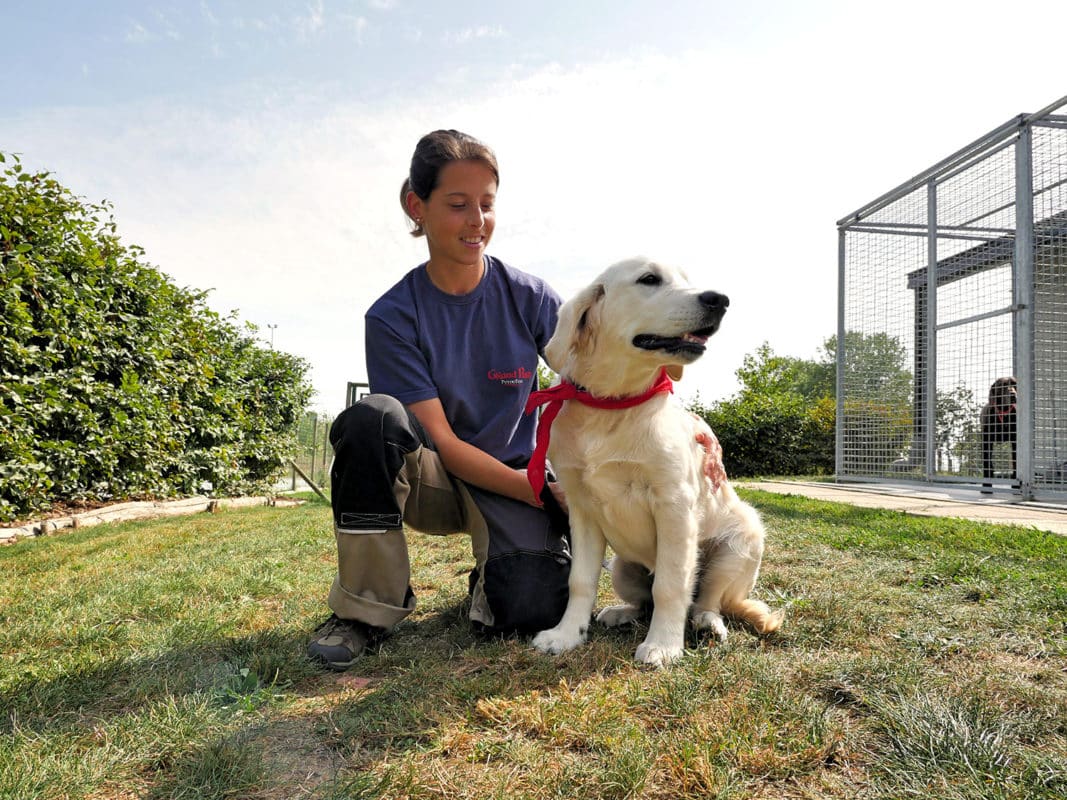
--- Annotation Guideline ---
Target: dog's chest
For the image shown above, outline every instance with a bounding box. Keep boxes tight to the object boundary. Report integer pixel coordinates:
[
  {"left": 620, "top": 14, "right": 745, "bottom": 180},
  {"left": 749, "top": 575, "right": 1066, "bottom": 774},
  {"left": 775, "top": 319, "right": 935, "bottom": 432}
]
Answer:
[{"left": 548, "top": 405, "right": 701, "bottom": 566}]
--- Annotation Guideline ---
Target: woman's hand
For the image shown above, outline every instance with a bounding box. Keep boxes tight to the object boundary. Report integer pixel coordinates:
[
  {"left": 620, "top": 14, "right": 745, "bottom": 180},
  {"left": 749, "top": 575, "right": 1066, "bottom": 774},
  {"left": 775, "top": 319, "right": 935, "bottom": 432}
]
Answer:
[
  {"left": 691, "top": 415, "right": 727, "bottom": 491},
  {"left": 515, "top": 467, "right": 547, "bottom": 508}
]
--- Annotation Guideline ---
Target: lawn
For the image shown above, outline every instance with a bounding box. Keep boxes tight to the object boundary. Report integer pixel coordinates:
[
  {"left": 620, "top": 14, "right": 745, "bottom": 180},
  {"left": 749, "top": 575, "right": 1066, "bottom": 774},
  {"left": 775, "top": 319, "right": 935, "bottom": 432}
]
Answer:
[{"left": 1, "top": 491, "right": 1064, "bottom": 799}]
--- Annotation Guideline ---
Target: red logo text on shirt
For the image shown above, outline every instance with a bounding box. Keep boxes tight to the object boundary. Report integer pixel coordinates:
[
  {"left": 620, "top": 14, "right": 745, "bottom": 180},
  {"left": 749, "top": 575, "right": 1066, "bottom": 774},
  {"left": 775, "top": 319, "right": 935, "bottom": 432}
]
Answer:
[{"left": 488, "top": 366, "right": 533, "bottom": 386}]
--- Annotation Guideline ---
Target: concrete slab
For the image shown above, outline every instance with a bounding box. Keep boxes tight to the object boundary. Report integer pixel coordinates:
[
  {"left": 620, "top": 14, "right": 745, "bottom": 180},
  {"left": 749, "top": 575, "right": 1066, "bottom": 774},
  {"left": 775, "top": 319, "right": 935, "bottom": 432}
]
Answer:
[{"left": 737, "top": 480, "right": 1067, "bottom": 536}]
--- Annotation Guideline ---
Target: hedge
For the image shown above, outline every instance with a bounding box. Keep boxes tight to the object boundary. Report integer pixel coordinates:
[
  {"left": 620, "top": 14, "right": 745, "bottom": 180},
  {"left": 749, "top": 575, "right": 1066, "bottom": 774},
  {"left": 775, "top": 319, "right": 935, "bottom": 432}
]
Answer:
[
  {"left": 689, "top": 393, "right": 835, "bottom": 478},
  {"left": 0, "top": 153, "right": 312, "bottom": 522}
]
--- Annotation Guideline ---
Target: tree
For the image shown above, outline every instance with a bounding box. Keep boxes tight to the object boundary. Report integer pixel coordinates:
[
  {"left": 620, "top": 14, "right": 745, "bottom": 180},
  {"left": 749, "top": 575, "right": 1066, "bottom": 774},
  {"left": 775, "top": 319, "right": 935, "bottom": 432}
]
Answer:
[
  {"left": 734, "top": 342, "right": 835, "bottom": 402},
  {"left": 821, "top": 331, "right": 916, "bottom": 474},
  {"left": 822, "top": 330, "right": 913, "bottom": 406},
  {"left": 935, "top": 385, "right": 981, "bottom": 474}
]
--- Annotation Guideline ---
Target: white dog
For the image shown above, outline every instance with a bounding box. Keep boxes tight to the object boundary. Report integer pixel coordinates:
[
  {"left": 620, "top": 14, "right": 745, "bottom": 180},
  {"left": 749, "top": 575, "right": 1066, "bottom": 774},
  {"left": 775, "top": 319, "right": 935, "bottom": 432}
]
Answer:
[{"left": 529, "top": 257, "right": 783, "bottom": 667}]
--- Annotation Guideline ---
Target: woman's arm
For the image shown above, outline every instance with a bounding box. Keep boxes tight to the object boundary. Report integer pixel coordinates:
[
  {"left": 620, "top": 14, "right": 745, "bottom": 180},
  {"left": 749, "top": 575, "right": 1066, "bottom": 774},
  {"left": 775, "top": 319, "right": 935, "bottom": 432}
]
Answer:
[{"left": 407, "top": 397, "right": 541, "bottom": 506}]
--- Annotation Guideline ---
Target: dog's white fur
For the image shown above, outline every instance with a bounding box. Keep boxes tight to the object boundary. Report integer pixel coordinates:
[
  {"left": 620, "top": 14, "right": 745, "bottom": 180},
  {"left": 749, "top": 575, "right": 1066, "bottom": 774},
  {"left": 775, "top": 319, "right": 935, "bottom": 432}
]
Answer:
[{"left": 531, "top": 257, "right": 783, "bottom": 667}]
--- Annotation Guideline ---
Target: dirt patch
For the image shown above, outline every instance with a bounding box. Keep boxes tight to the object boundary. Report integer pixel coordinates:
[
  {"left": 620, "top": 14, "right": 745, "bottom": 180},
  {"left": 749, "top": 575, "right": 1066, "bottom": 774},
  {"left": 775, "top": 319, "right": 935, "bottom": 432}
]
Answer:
[{"left": 254, "top": 715, "right": 346, "bottom": 798}]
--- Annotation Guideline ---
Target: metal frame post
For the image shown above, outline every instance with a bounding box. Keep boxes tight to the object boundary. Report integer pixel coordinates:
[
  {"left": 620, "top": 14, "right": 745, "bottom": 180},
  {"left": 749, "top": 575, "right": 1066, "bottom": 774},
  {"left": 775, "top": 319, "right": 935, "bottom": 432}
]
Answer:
[
  {"left": 925, "top": 179, "right": 938, "bottom": 479},
  {"left": 836, "top": 229, "right": 846, "bottom": 480},
  {"left": 1014, "top": 124, "right": 1035, "bottom": 499}
]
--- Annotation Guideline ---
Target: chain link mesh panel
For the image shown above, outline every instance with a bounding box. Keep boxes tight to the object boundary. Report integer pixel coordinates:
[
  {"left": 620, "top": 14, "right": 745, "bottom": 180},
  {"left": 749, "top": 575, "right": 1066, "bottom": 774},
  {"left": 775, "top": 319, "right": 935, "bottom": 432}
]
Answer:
[
  {"left": 838, "top": 98, "right": 1067, "bottom": 501},
  {"left": 1032, "top": 123, "right": 1067, "bottom": 493}
]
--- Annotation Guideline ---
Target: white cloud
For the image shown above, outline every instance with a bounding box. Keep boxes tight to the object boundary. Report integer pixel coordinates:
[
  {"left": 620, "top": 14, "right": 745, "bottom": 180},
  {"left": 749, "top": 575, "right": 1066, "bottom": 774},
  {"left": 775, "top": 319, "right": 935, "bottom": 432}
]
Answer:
[
  {"left": 200, "top": 1, "right": 220, "bottom": 27},
  {"left": 9, "top": 4, "right": 1067, "bottom": 412},
  {"left": 124, "top": 21, "right": 153, "bottom": 43},
  {"left": 152, "top": 8, "right": 182, "bottom": 41},
  {"left": 339, "top": 13, "right": 369, "bottom": 43},
  {"left": 442, "top": 24, "right": 506, "bottom": 45},
  {"left": 294, "top": 0, "right": 325, "bottom": 40}
]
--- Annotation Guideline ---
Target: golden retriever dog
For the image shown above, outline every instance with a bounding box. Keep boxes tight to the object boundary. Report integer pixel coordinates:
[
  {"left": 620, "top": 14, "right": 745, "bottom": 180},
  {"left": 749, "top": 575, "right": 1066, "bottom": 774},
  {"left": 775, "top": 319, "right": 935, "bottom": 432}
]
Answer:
[{"left": 530, "top": 257, "right": 783, "bottom": 667}]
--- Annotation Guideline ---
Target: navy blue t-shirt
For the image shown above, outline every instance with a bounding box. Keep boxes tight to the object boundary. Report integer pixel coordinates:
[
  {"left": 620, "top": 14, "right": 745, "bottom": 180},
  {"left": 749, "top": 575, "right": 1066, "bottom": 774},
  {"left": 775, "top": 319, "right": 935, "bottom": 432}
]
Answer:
[{"left": 366, "top": 256, "right": 560, "bottom": 466}]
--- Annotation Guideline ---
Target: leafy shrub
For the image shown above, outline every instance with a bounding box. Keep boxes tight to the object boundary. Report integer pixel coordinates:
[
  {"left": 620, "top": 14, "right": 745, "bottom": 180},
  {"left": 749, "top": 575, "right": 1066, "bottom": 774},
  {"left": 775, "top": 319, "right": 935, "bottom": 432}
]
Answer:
[
  {"left": 0, "top": 153, "right": 312, "bottom": 521},
  {"left": 690, "top": 392, "right": 835, "bottom": 478},
  {"left": 687, "top": 342, "right": 836, "bottom": 477}
]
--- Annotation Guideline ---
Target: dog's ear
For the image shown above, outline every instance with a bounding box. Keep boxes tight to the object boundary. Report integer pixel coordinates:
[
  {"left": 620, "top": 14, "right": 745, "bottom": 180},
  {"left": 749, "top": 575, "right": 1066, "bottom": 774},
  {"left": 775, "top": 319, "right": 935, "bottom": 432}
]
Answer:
[
  {"left": 988, "top": 380, "right": 999, "bottom": 405},
  {"left": 545, "top": 283, "right": 605, "bottom": 374}
]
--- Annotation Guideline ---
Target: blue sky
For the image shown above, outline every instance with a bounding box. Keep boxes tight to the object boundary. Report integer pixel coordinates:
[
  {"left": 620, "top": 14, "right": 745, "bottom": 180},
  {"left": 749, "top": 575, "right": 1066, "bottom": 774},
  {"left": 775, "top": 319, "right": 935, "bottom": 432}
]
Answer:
[{"left": 4, "top": 0, "right": 1067, "bottom": 412}]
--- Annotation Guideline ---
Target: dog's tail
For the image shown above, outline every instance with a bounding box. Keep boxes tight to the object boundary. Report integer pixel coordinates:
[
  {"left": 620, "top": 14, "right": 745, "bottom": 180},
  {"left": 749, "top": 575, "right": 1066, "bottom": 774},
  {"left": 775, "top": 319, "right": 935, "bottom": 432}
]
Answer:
[{"left": 723, "top": 597, "right": 785, "bottom": 635}]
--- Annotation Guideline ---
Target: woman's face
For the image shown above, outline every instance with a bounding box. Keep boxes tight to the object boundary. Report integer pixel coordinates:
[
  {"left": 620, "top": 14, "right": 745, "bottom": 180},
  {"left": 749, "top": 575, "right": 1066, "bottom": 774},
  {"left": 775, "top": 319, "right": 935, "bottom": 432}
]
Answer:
[{"left": 410, "top": 159, "right": 497, "bottom": 270}]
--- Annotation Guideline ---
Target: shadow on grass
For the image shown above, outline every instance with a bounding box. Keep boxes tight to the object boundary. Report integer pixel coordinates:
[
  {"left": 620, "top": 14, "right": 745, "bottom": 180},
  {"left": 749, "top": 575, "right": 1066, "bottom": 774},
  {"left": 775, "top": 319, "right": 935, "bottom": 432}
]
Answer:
[
  {"left": 0, "top": 623, "right": 323, "bottom": 734},
  {"left": 1, "top": 604, "right": 605, "bottom": 799},
  {"left": 314, "top": 601, "right": 640, "bottom": 756},
  {"left": 1, "top": 594, "right": 640, "bottom": 758}
]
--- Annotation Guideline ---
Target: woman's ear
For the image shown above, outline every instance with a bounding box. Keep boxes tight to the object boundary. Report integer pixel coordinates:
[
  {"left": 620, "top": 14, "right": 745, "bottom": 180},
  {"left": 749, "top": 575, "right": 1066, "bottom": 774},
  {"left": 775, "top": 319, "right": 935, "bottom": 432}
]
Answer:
[
  {"left": 405, "top": 190, "right": 424, "bottom": 223},
  {"left": 545, "top": 283, "right": 604, "bottom": 375}
]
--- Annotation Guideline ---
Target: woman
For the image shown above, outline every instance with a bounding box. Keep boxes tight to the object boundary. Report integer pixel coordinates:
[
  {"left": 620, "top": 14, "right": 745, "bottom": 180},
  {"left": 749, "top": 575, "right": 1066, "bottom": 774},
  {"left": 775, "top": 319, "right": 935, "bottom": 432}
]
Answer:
[{"left": 308, "top": 130, "right": 571, "bottom": 670}]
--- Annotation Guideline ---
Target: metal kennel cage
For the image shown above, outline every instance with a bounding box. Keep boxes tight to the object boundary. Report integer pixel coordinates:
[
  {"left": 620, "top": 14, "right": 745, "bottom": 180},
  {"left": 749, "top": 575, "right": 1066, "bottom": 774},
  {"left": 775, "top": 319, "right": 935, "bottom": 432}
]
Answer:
[{"left": 836, "top": 95, "right": 1067, "bottom": 502}]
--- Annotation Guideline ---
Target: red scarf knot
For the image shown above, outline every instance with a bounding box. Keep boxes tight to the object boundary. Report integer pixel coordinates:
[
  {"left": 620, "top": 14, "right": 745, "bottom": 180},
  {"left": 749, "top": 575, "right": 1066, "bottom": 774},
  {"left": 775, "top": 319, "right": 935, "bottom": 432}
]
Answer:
[
  {"left": 996, "top": 403, "right": 1016, "bottom": 424},
  {"left": 523, "top": 368, "right": 674, "bottom": 505}
]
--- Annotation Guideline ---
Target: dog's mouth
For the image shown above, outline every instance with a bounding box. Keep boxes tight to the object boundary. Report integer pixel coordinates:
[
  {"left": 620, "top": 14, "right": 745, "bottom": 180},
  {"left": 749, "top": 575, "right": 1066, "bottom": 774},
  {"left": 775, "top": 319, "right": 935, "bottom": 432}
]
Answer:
[{"left": 632, "top": 324, "right": 719, "bottom": 356}]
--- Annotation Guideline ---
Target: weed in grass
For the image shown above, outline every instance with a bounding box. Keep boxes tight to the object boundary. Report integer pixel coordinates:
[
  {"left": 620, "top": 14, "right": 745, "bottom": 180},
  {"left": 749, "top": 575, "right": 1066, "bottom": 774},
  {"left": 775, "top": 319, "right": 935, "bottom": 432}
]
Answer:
[
  {"left": 865, "top": 688, "right": 1067, "bottom": 799},
  {"left": 318, "top": 767, "right": 392, "bottom": 800},
  {"left": 147, "top": 729, "right": 265, "bottom": 800},
  {"left": 193, "top": 660, "right": 287, "bottom": 713}
]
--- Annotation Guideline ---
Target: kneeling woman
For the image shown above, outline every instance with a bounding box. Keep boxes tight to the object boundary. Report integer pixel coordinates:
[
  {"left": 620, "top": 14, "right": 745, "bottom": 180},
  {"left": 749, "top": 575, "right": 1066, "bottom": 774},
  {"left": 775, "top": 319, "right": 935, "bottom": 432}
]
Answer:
[{"left": 308, "top": 129, "right": 571, "bottom": 670}]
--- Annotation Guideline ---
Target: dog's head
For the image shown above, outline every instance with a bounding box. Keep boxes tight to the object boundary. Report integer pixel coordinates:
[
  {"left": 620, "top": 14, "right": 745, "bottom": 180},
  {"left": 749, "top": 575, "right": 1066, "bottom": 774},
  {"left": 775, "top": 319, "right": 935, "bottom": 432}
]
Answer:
[
  {"left": 988, "top": 376, "right": 1017, "bottom": 409},
  {"left": 545, "top": 257, "right": 729, "bottom": 396}
]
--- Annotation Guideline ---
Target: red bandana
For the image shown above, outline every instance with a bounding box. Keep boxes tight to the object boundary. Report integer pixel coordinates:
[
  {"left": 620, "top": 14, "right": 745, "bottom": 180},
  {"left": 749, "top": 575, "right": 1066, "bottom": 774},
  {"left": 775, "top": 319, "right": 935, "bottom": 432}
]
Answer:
[
  {"left": 997, "top": 403, "right": 1017, "bottom": 423},
  {"left": 523, "top": 368, "right": 674, "bottom": 505}
]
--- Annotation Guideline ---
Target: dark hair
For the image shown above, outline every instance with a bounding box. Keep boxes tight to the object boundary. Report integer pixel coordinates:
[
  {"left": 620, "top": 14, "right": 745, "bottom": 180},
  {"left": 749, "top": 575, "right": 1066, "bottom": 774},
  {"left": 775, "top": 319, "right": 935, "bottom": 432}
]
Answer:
[{"left": 399, "top": 129, "right": 500, "bottom": 237}]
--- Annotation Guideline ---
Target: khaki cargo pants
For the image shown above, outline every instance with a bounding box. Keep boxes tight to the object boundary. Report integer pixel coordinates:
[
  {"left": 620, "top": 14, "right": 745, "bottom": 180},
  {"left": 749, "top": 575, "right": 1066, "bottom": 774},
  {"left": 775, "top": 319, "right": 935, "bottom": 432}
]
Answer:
[{"left": 326, "top": 394, "right": 570, "bottom": 633}]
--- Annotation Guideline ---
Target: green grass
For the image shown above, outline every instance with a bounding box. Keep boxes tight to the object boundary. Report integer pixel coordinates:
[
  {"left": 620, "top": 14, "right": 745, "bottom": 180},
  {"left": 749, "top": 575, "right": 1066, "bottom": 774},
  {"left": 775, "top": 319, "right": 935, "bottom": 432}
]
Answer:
[{"left": 1, "top": 491, "right": 1065, "bottom": 799}]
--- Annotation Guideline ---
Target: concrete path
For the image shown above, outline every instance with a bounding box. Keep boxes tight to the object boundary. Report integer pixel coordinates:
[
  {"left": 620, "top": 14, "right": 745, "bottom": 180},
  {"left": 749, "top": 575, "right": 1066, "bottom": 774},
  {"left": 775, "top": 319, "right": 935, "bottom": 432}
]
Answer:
[{"left": 737, "top": 480, "right": 1067, "bottom": 536}]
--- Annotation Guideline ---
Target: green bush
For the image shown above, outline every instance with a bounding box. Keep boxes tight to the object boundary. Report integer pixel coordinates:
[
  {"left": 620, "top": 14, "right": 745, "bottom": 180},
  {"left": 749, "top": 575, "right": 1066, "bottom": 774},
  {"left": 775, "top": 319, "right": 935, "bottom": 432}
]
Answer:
[
  {"left": 687, "top": 341, "right": 835, "bottom": 477},
  {"left": 0, "top": 153, "right": 312, "bottom": 521},
  {"left": 690, "top": 392, "right": 835, "bottom": 478}
]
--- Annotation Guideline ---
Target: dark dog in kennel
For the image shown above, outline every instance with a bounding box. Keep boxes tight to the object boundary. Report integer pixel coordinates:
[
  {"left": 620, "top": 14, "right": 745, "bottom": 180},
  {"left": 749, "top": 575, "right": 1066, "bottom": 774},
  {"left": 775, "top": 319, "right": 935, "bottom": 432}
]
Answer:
[{"left": 980, "top": 376, "right": 1017, "bottom": 492}]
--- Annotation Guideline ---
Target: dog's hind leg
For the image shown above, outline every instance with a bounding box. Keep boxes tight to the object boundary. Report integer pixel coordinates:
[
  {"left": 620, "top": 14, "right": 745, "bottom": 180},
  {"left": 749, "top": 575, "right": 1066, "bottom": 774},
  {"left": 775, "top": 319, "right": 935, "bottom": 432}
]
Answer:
[
  {"left": 690, "top": 543, "right": 745, "bottom": 642},
  {"left": 692, "top": 523, "right": 782, "bottom": 640},
  {"left": 596, "top": 557, "right": 652, "bottom": 627}
]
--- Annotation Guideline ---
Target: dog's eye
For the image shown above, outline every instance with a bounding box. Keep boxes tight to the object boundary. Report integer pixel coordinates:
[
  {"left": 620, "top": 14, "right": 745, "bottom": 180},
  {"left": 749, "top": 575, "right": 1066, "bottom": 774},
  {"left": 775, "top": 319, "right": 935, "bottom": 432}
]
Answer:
[{"left": 637, "top": 273, "right": 662, "bottom": 286}]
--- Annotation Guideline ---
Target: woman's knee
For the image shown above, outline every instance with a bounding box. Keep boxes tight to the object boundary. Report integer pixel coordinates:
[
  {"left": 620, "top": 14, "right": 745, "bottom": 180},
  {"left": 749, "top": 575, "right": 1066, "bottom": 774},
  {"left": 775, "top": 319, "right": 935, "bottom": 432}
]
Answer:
[
  {"left": 330, "top": 394, "right": 420, "bottom": 454},
  {"left": 328, "top": 395, "right": 427, "bottom": 529}
]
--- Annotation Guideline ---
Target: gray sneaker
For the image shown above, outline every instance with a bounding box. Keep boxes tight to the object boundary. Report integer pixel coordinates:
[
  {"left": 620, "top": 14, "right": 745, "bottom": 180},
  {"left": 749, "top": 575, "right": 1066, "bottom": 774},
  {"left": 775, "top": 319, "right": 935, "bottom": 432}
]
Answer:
[{"left": 307, "top": 615, "right": 378, "bottom": 671}]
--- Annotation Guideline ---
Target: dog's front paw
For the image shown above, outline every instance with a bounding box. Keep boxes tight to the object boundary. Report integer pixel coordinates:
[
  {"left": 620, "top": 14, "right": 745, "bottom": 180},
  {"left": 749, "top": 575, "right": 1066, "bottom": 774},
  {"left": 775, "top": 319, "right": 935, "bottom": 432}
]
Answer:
[
  {"left": 596, "top": 603, "right": 643, "bottom": 628},
  {"left": 532, "top": 625, "right": 586, "bottom": 655},
  {"left": 691, "top": 610, "right": 729, "bottom": 642},
  {"left": 634, "top": 639, "right": 684, "bottom": 668}
]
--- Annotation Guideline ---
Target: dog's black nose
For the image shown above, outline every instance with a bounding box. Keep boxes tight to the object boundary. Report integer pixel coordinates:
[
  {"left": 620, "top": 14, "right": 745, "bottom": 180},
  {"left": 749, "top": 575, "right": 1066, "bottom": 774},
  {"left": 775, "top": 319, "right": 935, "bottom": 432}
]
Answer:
[{"left": 699, "top": 291, "right": 729, "bottom": 310}]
